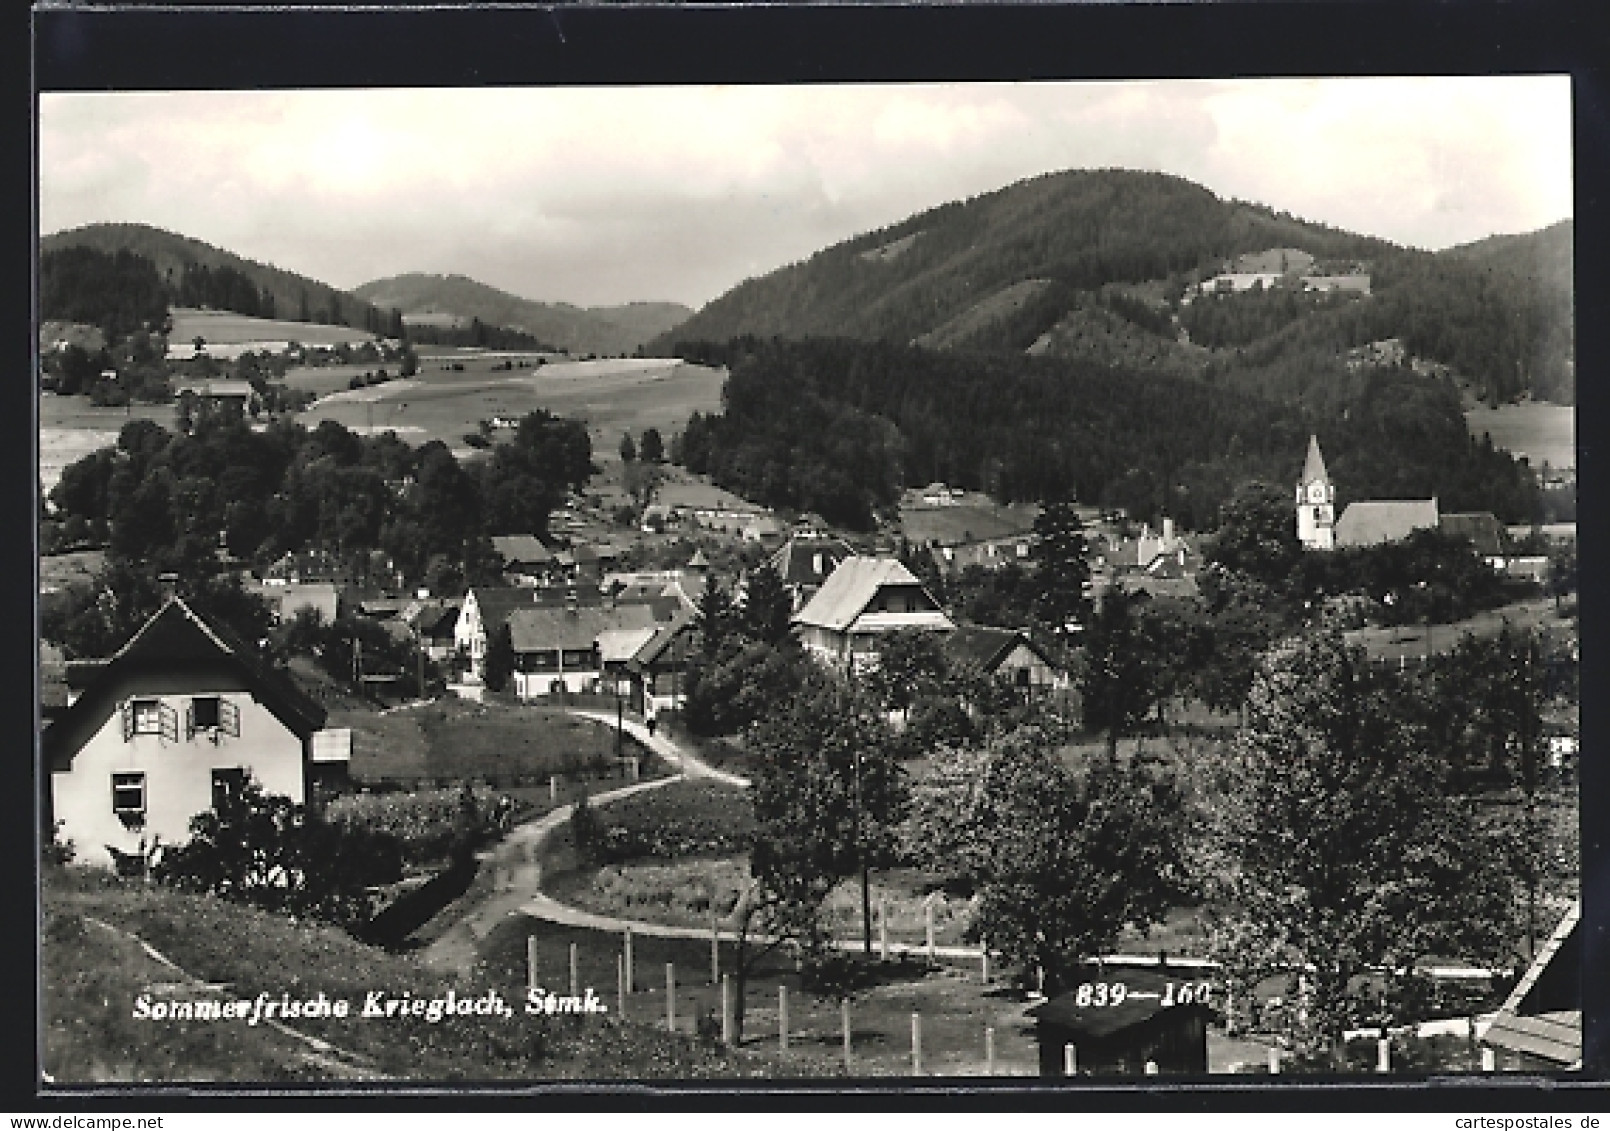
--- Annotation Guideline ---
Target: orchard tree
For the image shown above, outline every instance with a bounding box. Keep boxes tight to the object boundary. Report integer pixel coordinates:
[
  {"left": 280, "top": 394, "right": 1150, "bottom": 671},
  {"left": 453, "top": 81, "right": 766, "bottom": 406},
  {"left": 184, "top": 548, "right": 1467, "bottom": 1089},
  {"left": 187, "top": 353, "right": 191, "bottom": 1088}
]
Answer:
[
  {"left": 967, "top": 725, "right": 1184, "bottom": 993},
  {"left": 1208, "top": 480, "right": 1304, "bottom": 595},
  {"left": 1079, "top": 585, "right": 1167, "bottom": 755},
  {"left": 738, "top": 560, "right": 793, "bottom": 647},
  {"left": 1204, "top": 630, "right": 1522, "bottom": 1066},
  {"left": 619, "top": 431, "right": 637, "bottom": 463}
]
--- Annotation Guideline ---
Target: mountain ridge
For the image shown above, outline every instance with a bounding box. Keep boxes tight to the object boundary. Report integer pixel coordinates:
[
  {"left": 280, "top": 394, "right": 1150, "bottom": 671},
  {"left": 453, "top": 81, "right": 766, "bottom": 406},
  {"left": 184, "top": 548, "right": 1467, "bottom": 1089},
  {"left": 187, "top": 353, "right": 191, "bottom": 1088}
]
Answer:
[{"left": 352, "top": 272, "right": 691, "bottom": 356}]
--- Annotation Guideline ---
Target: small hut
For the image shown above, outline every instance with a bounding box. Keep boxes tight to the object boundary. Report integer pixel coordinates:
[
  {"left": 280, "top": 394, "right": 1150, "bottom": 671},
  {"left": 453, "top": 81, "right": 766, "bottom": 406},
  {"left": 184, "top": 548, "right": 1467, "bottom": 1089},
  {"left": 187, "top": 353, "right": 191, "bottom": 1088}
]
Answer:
[{"left": 1029, "top": 964, "right": 1213, "bottom": 1076}]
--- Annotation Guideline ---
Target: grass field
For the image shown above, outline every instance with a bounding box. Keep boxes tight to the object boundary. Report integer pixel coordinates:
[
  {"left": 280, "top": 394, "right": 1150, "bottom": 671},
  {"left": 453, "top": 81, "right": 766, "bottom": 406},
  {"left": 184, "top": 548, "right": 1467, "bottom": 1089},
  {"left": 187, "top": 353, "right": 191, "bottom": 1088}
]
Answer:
[
  {"left": 332, "top": 698, "right": 654, "bottom": 789},
  {"left": 40, "top": 394, "right": 176, "bottom": 493},
  {"left": 1465, "top": 401, "right": 1575, "bottom": 471},
  {"left": 294, "top": 357, "right": 724, "bottom": 453},
  {"left": 899, "top": 503, "right": 1038, "bottom": 547},
  {"left": 169, "top": 307, "right": 378, "bottom": 348},
  {"left": 1342, "top": 596, "right": 1571, "bottom": 661}
]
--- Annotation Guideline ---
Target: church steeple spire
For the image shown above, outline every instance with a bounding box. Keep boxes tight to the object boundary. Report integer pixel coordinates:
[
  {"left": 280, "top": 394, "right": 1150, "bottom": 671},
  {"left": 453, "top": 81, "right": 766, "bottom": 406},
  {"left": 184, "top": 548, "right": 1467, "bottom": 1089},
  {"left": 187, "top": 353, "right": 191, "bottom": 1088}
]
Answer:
[{"left": 1302, "top": 434, "right": 1329, "bottom": 486}]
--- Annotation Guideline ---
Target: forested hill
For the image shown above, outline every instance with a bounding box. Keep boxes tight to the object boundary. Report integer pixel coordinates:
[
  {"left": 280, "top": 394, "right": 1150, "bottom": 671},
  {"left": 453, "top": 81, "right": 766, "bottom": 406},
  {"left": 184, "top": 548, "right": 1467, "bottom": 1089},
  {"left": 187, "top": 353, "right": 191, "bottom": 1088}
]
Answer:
[
  {"left": 673, "top": 336, "right": 1538, "bottom": 533},
  {"left": 41, "top": 223, "right": 391, "bottom": 332},
  {"left": 652, "top": 168, "right": 1573, "bottom": 406},
  {"left": 353, "top": 273, "right": 692, "bottom": 356}
]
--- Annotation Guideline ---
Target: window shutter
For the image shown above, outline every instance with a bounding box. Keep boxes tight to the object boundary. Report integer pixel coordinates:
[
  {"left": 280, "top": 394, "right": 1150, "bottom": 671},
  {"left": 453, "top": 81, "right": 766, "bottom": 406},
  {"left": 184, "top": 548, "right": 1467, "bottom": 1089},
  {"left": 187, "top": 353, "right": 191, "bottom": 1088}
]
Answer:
[
  {"left": 185, "top": 702, "right": 195, "bottom": 741},
  {"left": 220, "top": 698, "right": 240, "bottom": 738},
  {"left": 121, "top": 701, "right": 133, "bottom": 742},
  {"left": 159, "top": 702, "right": 179, "bottom": 743}
]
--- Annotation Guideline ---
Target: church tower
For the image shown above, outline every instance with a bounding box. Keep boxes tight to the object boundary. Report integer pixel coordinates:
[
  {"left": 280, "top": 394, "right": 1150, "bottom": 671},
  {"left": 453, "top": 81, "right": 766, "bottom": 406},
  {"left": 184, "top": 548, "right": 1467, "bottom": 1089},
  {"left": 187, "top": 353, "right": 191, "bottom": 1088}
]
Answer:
[{"left": 1296, "top": 435, "right": 1335, "bottom": 550}]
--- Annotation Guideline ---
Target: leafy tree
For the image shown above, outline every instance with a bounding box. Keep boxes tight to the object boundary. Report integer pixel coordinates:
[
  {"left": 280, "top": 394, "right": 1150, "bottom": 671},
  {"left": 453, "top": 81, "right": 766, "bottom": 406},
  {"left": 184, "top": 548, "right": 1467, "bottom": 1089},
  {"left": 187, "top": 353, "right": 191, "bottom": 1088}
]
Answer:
[
  {"left": 1079, "top": 585, "right": 1167, "bottom": 755},
  {"left": 748, "top": 674, "right": 907, "bottom": 958},
  {"left": 483, "top": 623, "right": 515, "bottom": 692},
  {"left": 967, "top": 725, "right": 1184, "bottom": 993},
  {"left": 865, "top": 627, "right": 949, "bottom": 721},
  {"left": 694, "top": 573, "right": 736, "bottom": 659},
  {"left": 1030, "top": 499, "right": 1092, "bottom": 634},
  {"left": 619, "top": 432, "right": 637, "bottom": 463},
  {"left": 1207, "top": 480, "right": 1304, "bottom": 596},
  {"left": 1204, "top": 631, "right": 1522, "bottom": 1065}
]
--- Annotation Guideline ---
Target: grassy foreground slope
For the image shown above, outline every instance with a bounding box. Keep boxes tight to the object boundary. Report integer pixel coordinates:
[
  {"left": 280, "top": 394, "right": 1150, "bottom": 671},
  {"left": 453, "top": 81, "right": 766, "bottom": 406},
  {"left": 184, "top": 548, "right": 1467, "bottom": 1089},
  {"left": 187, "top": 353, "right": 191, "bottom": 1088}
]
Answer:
[{"left": 41, "top": 867, "right": 814, "bottom": 1084}]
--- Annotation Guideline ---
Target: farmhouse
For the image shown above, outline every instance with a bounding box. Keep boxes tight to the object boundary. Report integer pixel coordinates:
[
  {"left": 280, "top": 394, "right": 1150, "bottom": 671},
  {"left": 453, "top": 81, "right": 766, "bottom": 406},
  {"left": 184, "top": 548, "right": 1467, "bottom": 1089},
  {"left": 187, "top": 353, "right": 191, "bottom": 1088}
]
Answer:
[
  {"left": 793, "top": 556, "right": 954, "bottom": 668},
  {"left": 942, "top": 626, "right": 1067, "bottom": 695},
  {"left": 627, "top": 609, "right": 699, "bottom": 714},
  {"left": 41, "top": 596, "right": 337, "bottom": 869},
  {"left": 929, "top": 534, "right": 1034, "bottom": 577},
  {"left": 490, "top": 534, "right": 559, "bottom": 586},
  {"left": 172, "top": 378, "right": 257, "bottom": 412},
  {"left": 400, "top": 598, "right": 462, "bottom": 661},
  {"left": 506, "top": 602, "right": 660, "bottom": 699}
]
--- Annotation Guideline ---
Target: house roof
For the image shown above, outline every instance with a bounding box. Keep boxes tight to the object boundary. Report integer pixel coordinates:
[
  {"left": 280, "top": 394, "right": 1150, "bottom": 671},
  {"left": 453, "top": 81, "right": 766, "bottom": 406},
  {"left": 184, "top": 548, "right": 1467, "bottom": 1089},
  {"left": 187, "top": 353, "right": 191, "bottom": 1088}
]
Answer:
[
  {"left": 629, "top": 608, "right": 699, "bottom": 668},
  {"left": 1334, "top": 499, "right": 1440, "bottom": 548},
  {"left": 770, "top": 534, "right": 855, "bottom": 586},
  {"left": 506, "top": 603, "right": 658, "bottom": 655},
  {"left": 1028, "top": 965, "right": 1212, "bottom": 1039},
  {"left": 597, "top": 626, "right": 662, "bottom": 664},
  {"left": 943, "top": 626, "right": 1044, "bottom": 674},
  {"left": 1440, "top": 512, "right": 1509, "bottom": 557},
  {"left": 491, "top": 534, "right": 554, "bottom": 566},
  {"left": 1301, "top": 434, "right": 1329, "bottom": 485},
  {"left": 1116, "top": 575, "right": 1201, "bottom": 601},
  {"left": 174, "top": 378, "right": 255, "bottom": 398},
  {"left": 1482, "top": 1011, "right": 1581, "bottom": 1067},
  {"left": 793, "top": 556, "right": 940, "bottom": 632},
  {"left": 42, "top": 596, "right": 327, "bottom": 765},
  {"left": 272, "top": 582, "right": 341, "bottom": 623}
]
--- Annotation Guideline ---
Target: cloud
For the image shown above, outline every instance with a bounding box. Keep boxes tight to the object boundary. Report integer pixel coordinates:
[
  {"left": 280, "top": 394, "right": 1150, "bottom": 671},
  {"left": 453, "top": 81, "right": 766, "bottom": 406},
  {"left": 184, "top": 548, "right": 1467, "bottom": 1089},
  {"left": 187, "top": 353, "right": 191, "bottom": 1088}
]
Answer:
[{"left": 39, "top": 78, "right": 1571, "bottom": 307}]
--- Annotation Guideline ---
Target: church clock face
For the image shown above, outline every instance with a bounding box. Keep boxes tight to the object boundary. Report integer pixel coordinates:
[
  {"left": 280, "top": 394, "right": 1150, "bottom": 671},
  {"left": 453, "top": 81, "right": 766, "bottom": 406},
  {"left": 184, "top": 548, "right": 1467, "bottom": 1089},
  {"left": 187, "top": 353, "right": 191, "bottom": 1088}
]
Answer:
[{"left": 1308, "top": 483, "right": 1326, "bottom": 504}]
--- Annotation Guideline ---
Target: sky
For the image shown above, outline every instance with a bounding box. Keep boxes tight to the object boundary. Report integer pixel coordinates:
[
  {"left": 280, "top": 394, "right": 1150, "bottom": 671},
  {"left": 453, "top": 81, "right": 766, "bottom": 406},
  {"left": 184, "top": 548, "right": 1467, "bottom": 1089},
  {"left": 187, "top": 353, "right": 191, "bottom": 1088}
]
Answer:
[{"left": 39, "top": 77, "right": 1572, "bottom": 310}]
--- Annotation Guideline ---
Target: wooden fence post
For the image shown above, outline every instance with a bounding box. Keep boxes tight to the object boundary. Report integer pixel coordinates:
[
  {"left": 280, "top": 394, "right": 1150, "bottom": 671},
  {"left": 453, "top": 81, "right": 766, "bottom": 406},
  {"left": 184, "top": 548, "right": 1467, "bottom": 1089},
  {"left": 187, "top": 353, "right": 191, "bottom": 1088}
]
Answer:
[
  {"left": 1268, "top": 1046, "right": 1281, "bottom": 1075},
  {"left": 1144, "top": 1060, "right": 1159, "bottom": 1075},
  {"left": 1377, "top": 1037, "right": 1391, "bottom": 1073},
  {"left": 549, "top": 774, "right": 557, "bottom": 803},
  {"left": 925, "top": 899, "right": 936, "bottom": 962},
  {"left": 526, "top": 936, "right": 539, "bottom": 994},
  {"left": 710, "top": 910, "right": 720, "bottom": 984},
  {"left": 569, "top": 942, "right": 579, "bottom": 998},
  {"left": 721, "top": 974, "right": 733, "bottom": 1046},
  {"left": 985, "top": 1026, "right": 995, "bottom": 1076},
  {"left": 666, "top": 962, "right": 676, "bottom": 1032},
  {"left": 980, "top": 943, "right": 990, "bottom": 983},
  {"left": 911, "top": 1012, "right": 923, "bottom": 1076},
  {"left": 616, "top": 952, "right": 626, "bottom": 1019},
  {"left": 841, "top": 999, "right": 852, "bottom": 1072},
  {"left": 1481, "top": 1047, "right": 1496, "bottom": 1072},
  {"left": 624, "top": 928, "right": 634, "bottom": 991},
  {"left": 779, "top": 986, "right": 789, "bottom": 1052},
  {"left": 1063, "top": 1043, "right": 1077, "bottom": 1076},
  {"left": 878, "top": 896, "right": 889, "bottom": 961}
]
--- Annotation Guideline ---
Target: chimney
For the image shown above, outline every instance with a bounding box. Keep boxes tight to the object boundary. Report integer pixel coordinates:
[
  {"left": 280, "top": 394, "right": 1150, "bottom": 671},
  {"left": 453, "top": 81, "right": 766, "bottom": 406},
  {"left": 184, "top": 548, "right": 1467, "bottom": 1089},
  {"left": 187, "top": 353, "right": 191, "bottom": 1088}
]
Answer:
[
  {"left": 158, "top": 572, "right": 180, "bottom": 601},
  {"left": 1163, "top": 516, "right": 1174, "bottom": 544}
]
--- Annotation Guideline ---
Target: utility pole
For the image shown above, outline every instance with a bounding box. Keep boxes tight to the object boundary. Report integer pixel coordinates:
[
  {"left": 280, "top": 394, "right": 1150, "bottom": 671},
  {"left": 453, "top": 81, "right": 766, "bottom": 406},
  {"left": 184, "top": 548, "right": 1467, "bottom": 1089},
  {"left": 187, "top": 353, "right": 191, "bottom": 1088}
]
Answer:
[{"left": 1524, "top": 630, "right": 1539, "bottom": 960}]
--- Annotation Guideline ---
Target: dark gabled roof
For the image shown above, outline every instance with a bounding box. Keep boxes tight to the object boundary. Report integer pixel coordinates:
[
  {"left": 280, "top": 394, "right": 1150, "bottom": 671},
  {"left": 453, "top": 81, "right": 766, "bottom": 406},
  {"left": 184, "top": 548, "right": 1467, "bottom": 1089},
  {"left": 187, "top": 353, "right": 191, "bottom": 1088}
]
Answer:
[
  {"left": 491, "top": 534, "right": 554, "bottom": 566},
  {"left": 629, "top": 608, "right": 698, "bottom": 668},
  {"left": 1440, "top": 512, "right": 1509, "bottom": 557},
  {"left": 943, "top": 625, "right": 1040, "bottom": 674},
  {"left": 42, "top": 596, "right": 327, "bottom": 764},
  {"left": 1029, "top": 965, "right": 1212, "bottom": 1039},
  {"left": 770, "top": 534, "right": 855, "bottom": 586},
  {"left": 507, "top": 603, "right": 658, "bottom": 654}
]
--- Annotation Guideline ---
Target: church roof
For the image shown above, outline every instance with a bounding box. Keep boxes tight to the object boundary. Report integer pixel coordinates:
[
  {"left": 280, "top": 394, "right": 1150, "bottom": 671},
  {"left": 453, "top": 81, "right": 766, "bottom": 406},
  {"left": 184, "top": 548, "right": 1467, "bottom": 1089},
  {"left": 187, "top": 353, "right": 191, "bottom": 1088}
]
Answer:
[
  {"left": 1334, "top": 499, "right": 1440, "bottom": 548},
  {"left": 1302, "top": 434, "right": 1329, "bottom": 485}
]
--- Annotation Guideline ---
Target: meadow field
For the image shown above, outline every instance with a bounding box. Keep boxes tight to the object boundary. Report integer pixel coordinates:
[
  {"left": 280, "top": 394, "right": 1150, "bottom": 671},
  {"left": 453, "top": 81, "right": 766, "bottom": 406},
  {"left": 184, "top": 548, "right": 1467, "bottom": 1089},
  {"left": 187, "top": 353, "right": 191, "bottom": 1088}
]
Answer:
[
  {"left": 1464, "top": 401, "right": 1575, "bottom": 471},
  {"left": 296, "top": 357, "right": 726, "bottom": 452},
  {"left": 169, "top": 307, "right": 378, "bottom": 347}
]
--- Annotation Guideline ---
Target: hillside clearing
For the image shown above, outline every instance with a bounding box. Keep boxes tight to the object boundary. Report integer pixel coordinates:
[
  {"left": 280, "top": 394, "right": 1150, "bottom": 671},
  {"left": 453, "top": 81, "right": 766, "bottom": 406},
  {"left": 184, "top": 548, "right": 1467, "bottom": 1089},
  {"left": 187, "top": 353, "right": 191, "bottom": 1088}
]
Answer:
[{"left": 169, "top": 307, "right": 378, "bottom": 347}]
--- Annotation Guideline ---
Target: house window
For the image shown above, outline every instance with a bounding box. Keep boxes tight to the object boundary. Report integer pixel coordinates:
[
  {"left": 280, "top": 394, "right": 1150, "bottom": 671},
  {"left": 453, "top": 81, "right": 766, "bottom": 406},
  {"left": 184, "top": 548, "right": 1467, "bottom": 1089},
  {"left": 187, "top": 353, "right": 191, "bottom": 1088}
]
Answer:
[
  {"left": 211, "top": 768, "right": 246, "bottom": 810},
  {"left": 1015, "top": 667, "right": 1032, "bottom": 688},
  {"left": 131, "top": 699, "right": 161, "bottom": 735},
  {"left": 192, "top": 696, "right": 222, "bottom": 730},
  {"left": 112, "top": 772, "right": 146, "bottom": 820}
]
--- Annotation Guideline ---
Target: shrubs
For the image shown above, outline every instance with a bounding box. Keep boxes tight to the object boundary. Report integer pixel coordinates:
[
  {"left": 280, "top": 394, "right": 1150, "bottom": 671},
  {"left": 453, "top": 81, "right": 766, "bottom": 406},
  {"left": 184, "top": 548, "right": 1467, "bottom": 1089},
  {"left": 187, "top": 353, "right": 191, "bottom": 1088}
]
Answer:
[{"left": 154, "top": 776, "right": 402, "bottom": 929}]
